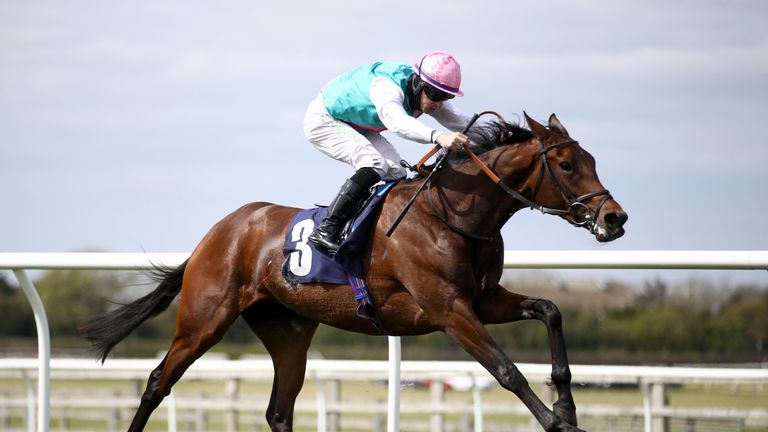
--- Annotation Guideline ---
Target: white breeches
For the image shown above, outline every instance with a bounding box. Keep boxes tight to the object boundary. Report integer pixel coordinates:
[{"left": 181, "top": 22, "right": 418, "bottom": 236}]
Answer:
[{"left": 302, "top": 93, "right": 407, "bottom": 181}]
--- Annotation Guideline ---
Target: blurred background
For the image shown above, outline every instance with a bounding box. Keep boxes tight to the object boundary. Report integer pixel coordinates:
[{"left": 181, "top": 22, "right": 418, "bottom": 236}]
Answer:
[
  {"left": 1, "top": 0, "right": 767, "bottom": 360},
  {"left": 1, "top": 2, "right": 767, "bottom": 431}
]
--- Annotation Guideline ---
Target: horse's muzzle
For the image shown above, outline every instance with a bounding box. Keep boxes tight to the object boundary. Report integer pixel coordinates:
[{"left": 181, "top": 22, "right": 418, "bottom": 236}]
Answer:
[{"left": 593, "top": 208, "right": 628, "bottom": 242}]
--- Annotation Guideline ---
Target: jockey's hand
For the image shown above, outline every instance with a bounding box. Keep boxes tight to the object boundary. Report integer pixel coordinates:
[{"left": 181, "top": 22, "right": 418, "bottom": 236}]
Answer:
[{"left": 435, "top": 131, "right": 470, "bottom": 151}]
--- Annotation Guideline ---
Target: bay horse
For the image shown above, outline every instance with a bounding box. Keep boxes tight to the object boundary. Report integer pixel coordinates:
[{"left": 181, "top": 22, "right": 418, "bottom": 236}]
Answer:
[{"left": 79, "top": 113, "right": 627, "bottom": 432}]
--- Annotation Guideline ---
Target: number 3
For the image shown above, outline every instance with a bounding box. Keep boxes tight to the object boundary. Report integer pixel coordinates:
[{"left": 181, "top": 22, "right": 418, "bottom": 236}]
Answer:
[{"left": 288, "top": 218, "right": 314, "bottom": 277}]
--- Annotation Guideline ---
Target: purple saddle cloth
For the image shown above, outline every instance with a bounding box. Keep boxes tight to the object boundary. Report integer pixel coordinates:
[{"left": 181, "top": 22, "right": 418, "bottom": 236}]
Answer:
[{"left": 281, "top": 182, "right": 396, "bottom": 285}]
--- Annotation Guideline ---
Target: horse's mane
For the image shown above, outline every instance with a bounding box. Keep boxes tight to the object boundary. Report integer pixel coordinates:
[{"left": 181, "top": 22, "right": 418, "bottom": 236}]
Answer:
[
  {"left": 447, "top": 120, "right": 534, "bottom": 163},
  {"left": 402, "top": 120, "right": 534, "bottom": 182}
]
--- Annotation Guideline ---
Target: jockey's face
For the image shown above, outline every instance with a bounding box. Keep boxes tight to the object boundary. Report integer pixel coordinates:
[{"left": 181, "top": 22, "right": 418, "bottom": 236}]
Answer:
[{"left": 420, "top": 91, "right": 444, "bottom": 114}]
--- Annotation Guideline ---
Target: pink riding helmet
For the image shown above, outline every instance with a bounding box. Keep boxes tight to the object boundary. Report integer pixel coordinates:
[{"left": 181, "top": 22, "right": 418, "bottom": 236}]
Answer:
[{"left": 414, "top": 51, "right": 464, "bottom": 97}]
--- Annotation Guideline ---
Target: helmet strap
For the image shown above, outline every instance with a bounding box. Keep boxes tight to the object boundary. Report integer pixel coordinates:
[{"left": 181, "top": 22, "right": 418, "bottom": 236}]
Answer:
[{"left": 406, "top": 74, "right": 423, "bottom": 112}]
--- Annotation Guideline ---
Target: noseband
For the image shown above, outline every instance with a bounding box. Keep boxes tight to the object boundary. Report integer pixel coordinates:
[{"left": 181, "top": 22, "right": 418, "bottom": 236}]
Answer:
[{"left": 425, "top": 111, "right": 612, "bottom": 237}]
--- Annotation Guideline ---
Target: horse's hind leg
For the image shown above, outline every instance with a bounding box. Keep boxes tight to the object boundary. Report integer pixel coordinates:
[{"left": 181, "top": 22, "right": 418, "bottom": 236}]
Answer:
[
  {"left": 128, "top": 271, "right": 241, "bottom": 431},
  {"left": 476, "top": 285, "right": 577, "bottom": 426},
  {"left": 241, "top": 304, "right": 318, "bottom": 432}
]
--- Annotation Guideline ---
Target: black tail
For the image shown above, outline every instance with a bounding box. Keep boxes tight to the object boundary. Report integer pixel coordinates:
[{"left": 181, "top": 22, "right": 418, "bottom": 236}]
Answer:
[{"left": 78, "top": 260, "right": 188, "bottom": 363}]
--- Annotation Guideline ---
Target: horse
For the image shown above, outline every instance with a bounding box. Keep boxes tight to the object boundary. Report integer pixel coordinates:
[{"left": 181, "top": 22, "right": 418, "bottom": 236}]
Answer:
[{"left": 79, "top": 112, "right": 627, "bottom": 432}]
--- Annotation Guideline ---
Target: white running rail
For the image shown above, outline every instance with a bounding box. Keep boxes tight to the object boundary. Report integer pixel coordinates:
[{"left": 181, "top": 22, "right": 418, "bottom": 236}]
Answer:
[{"left": 1, "top": 250, "right": 767, "bottom": 432}]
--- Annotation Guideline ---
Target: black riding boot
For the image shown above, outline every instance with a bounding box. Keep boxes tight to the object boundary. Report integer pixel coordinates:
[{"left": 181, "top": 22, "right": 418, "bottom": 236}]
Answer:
[{"left": 308, "top": 178, "right": 370, "bottom": 256}]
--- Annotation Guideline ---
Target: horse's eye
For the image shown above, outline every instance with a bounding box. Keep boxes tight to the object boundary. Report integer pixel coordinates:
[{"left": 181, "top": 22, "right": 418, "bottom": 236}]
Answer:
[{"left": 559, "top": 161, "right": 573, "bottom": 171}]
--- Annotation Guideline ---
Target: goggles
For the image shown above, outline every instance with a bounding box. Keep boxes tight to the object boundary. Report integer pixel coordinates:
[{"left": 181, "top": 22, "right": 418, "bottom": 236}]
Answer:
[{"left": 423, "top": 84, "right": 455, "bottom": 102}]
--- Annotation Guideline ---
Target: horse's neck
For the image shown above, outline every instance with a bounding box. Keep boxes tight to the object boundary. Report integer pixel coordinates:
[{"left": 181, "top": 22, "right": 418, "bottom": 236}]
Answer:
[{"left": 426, "top": 142, "right": 539, "bottom": 236}]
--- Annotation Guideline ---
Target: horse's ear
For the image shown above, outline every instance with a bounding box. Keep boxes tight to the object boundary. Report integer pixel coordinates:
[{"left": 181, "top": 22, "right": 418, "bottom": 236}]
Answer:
[
  {"left": 548, "top": 113, "right": 569, "bottom": 137},
  {"left": 524, "top": 111, "right": 549, "bottom": 140}
]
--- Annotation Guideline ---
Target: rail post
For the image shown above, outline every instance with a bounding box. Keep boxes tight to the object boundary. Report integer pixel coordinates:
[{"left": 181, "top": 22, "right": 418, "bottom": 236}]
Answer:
[
  {"left": 13, "top": 269, "right": 50, "bottom": 432},
  {"left": 429, "top": 379, "right": 445, "bottom": 432},
  {"left": 224, "top": 378, "right": 239, "bottom": 432},
  {"left": 651, "top": 382, "right": 669, "bottom": 432},
  {"left": 387, "top": 336, "right": 401, "bottom": 432},
  {"left": 472, "top": 375, "right": 483, "bottom": 432},
  {"left": 328, "top": 379, "right": 341, "bottom": 432}
]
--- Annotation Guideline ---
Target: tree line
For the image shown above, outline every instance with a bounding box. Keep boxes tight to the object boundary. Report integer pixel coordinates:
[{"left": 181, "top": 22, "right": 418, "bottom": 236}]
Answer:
[{"left": 1, "top": 270, "right": 766, "bottom": 364}]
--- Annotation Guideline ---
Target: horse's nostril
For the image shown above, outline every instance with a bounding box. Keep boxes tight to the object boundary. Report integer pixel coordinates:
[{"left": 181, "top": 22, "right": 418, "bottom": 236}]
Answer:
[{"left": 604, "top": 211, "right": 628, "bottom": 229}]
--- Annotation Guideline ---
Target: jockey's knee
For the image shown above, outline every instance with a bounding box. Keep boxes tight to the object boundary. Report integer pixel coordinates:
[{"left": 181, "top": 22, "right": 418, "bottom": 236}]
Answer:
[
  {"left": 384, "top": 165, "right": 407, "bottom": 181},
  {"left": 361, "top": 160, "right": 404, "bottom": 182}
]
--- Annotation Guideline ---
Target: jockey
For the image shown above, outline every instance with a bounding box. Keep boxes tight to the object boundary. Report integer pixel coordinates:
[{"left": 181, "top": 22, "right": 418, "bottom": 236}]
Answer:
[{"left": 303, "top": 51, "right": 475, "bottom": 256}]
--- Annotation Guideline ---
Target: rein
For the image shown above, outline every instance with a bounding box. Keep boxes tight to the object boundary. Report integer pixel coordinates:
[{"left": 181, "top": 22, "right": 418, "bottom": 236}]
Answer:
[
  {"left": 423, "top": 111, "right": 613, "bottom": 239},
  {"left": 385, "top": 113, "right": 480, "bottom": 237}
]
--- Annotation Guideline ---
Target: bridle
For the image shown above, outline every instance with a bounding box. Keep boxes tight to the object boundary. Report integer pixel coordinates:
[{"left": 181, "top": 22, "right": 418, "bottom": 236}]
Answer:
[
  {"left": 527, "top": 137, "right": 612, "bottom": 231},
  {"left": 419, "top": 111, "right": 612, "bottom": 238}
]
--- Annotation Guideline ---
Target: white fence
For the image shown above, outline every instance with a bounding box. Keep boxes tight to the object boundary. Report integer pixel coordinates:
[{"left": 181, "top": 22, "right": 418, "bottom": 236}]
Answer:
[
  {"left": 1, "top": 250, "right": 768, "bottom": 432},
  {"left": 0, "top": 357, "right": 766, "bottom": 432}
]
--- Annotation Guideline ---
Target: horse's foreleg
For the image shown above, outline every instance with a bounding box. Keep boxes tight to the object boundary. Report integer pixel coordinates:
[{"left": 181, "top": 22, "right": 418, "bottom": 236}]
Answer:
[
  {"left": 475, "top": 285, "right": 577, "bottom": 426},
  {"left": 242, "top": 305, "right": 318, "bottom": 432},
  {"left": 441, "top": 297, "right": 583, "bottom": 432},
  {"left": 128, "top": 285, "right": 240, "bottom": 431}
]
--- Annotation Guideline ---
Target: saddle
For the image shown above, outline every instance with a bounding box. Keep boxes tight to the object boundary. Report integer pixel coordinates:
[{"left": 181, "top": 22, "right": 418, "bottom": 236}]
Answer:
[{"left": 282, "top": 181, "right": 395, "bottom": 284}]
